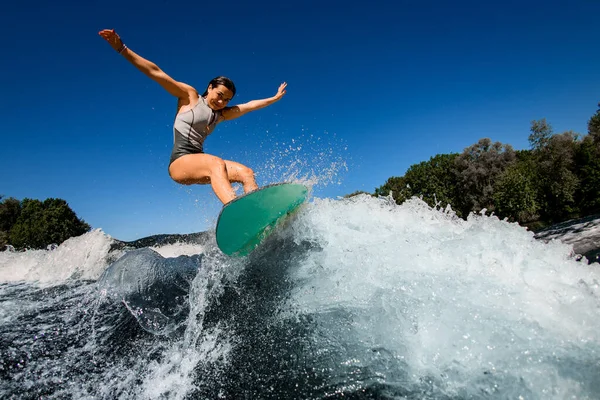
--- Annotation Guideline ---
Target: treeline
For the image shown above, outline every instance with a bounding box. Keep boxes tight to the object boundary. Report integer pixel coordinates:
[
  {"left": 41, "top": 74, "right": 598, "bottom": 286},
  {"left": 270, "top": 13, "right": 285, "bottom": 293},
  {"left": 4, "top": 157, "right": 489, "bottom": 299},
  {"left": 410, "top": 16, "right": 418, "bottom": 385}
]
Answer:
[
  {"left": 0, "top": 197, "right": 91, "bottom": 250},
  {"left": 373, "top": 103, "right": 600, "bottom": 229}
]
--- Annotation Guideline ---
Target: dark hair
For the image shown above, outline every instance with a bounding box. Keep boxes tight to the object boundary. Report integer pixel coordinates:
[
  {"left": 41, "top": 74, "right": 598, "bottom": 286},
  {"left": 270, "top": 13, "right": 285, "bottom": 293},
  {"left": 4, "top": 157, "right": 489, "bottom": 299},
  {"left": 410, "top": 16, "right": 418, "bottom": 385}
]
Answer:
[{"left": 201, "top": 76, "right": 236, "bottom": 97}]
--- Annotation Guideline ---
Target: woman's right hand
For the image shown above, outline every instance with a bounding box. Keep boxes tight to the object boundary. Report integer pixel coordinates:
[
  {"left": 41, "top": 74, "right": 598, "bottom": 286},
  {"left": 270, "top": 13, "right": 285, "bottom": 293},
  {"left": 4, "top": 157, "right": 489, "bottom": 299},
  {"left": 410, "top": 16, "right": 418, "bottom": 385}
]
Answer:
[{"left": 98, "top": 29, "right": 124, "bottom": 52}]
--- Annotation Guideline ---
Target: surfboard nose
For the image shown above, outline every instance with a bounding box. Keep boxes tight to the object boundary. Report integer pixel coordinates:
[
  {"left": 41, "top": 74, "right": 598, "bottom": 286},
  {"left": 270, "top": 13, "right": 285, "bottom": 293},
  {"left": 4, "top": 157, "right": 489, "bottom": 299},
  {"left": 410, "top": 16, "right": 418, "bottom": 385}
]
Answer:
[{"left": 216, "top": 183, "right": 308, "bottom": 256}]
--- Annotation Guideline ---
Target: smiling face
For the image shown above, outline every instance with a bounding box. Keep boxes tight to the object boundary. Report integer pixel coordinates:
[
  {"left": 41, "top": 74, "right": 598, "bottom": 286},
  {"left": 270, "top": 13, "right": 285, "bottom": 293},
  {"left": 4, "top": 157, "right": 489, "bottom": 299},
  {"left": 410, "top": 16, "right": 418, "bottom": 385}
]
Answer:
[{"left": 205, "top": 84, "right": 234, "bottom": 110}]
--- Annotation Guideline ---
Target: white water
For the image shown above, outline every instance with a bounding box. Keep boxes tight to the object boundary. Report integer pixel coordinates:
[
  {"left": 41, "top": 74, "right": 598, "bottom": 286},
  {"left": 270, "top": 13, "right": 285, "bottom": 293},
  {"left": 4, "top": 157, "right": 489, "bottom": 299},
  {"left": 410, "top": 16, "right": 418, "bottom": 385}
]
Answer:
[
  {"left": 285, "top": 195, "right": 600, "bottom": 397},
  {"left": 0, "top": 229, "right": 117, "bottom": 284},
  {"left": 1, "top": 194, "right": 599, "bottom": 399},
  {"left": 0, "top": 230, "right": 210, "bottom": 284}
]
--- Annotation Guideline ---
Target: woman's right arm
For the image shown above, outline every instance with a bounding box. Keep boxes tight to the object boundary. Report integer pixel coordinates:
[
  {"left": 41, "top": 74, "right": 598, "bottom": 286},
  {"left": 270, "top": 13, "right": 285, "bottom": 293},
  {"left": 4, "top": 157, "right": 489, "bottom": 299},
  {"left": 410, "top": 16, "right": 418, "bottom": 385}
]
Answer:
[{"left": 98, "top": 29, "right": 195, "bottom": 99}]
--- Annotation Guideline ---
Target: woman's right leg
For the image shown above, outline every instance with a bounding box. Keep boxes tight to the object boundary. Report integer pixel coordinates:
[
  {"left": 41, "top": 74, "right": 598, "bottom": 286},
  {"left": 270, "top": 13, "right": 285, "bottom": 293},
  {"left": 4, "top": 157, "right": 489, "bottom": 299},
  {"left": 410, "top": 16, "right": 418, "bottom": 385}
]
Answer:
[
  {"left": 168, "top": 153, "right": 236, "bottom": 204},
  {"left": 223, "top": 160, "right": 258, "bottom": 194}
]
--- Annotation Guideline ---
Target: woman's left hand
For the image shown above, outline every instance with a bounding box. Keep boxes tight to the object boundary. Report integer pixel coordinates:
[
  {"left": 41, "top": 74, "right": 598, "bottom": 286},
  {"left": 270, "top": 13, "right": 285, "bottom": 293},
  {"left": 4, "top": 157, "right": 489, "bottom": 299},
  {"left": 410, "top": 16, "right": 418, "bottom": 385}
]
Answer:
[
  {"left": 98, "top": 29, "right": 125, "bottom": 52},
  {"left": 274, "top": 82, "right": 287, "bottom": 100}
]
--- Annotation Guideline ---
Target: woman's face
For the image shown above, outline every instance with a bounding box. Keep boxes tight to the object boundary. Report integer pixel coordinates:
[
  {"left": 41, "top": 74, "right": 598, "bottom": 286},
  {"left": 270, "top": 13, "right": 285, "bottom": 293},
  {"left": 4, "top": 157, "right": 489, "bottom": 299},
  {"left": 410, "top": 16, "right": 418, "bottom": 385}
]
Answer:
[{"left": 205, "top": 84, "right": 234, "bottom": 110}]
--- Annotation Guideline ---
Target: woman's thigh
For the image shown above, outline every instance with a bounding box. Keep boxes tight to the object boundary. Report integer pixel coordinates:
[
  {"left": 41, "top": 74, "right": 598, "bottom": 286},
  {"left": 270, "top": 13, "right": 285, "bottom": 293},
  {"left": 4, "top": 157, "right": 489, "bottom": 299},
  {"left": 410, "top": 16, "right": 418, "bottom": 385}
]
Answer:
[{"left": 168, "top": 153, "right": 225, "bottom": 185}]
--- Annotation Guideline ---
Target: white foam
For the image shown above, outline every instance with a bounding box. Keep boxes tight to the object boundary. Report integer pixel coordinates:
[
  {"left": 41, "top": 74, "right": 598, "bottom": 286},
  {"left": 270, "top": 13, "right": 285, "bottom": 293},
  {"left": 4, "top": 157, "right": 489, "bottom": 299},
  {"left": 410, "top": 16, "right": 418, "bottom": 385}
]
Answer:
[
  {"left": 285, "top": 194, "right": 600, "bottom": 395},
  {"left": 0, "top": 229, "right": 118, "bottom": 284},
  {"left": 151, "top": 242, "right": 207, "bottom": 258}
]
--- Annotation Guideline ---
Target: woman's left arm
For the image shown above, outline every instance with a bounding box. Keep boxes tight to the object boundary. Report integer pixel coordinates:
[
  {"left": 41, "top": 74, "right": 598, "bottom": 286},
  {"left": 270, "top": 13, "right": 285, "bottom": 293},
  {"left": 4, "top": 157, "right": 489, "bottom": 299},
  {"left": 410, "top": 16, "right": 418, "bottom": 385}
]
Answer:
[{"left": 222, "top": 82, "right": 287, "bottom": 121}]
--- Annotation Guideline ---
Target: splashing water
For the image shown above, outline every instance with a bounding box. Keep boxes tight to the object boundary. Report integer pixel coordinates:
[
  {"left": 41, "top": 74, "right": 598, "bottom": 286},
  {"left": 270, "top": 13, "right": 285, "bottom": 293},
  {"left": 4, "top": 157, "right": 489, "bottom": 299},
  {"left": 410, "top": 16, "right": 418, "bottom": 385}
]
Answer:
[
  {"left": 254, "top": 129, "right": 350, "bottom": 187},
  {"left": 0, "top": 229, "right": 117, "bottom": 284},
  {"left": 1, "top": 194, "right": 599, "bottom": 399},
  {"left": 282, "top": 195, "right": 600, "bottom": 398}
]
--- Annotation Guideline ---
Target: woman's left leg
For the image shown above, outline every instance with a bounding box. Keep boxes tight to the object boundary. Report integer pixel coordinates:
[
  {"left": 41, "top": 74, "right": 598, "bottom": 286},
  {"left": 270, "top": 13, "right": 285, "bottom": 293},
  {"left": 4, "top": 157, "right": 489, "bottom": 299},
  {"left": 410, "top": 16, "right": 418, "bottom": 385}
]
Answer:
[{"left": 224, "top": 160, "right": 258, "bottom": 193}]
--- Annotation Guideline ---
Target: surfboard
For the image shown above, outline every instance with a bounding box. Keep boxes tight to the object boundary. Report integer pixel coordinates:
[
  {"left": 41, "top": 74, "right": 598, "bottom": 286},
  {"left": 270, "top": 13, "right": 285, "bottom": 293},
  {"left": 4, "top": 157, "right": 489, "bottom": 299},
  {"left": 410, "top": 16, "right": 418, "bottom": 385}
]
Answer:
[{"left": 215, "top": 183, "right": 309, "bottom": 256}]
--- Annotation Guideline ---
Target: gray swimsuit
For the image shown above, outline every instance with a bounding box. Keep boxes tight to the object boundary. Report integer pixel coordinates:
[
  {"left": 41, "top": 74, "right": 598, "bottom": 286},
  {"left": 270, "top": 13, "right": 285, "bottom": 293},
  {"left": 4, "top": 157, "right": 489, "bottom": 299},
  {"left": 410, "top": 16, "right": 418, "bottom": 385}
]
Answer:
[{"left": 170, "top": 96, "right": 222, "bottom": 164}]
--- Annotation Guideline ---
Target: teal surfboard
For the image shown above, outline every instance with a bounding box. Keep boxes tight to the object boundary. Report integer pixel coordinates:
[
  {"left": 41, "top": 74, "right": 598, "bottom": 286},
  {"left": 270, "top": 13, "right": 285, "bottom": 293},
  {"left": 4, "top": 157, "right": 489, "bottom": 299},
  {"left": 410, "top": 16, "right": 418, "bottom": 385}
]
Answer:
[{"left": 216, "top": 183, "right": 308, "bottom": 256}]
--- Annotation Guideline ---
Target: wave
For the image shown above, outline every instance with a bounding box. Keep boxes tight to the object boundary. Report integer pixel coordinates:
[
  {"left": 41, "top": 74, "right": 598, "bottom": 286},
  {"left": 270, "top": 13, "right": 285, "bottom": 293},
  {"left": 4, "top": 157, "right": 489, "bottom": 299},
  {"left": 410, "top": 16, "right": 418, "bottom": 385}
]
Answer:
[{"left": 1, "top": 195, "right": 599, "bottom": 399}]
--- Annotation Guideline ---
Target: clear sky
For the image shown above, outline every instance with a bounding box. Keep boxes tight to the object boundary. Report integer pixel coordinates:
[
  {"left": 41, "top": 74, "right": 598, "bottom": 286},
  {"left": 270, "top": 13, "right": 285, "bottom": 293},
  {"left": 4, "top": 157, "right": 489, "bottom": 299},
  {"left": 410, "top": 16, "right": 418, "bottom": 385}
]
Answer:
[{"left": 2, "top": 0, "right": 599, "bottom": 241}]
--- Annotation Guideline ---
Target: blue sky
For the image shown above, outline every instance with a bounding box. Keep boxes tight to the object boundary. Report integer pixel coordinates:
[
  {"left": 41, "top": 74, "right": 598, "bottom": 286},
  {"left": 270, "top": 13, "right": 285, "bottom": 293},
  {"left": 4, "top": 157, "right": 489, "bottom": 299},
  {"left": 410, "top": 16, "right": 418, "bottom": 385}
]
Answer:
[{"left": 2, "top": 0, "right": 599, "bottom": 241}]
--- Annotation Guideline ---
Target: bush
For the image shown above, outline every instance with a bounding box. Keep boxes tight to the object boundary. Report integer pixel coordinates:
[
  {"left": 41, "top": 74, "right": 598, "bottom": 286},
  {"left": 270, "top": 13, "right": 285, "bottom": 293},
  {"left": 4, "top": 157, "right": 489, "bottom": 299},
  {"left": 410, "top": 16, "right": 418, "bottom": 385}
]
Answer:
[{"left": 3, "top": 198, "right": 91, "bottom": 250}]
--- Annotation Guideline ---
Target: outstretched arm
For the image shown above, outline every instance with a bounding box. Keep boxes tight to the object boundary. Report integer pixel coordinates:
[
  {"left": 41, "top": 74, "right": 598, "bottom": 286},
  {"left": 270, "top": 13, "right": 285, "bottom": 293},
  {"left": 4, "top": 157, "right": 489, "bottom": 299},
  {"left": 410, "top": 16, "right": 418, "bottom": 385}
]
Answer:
[
  {"left": 98, "top": 29, "right": 195, "bottom": 100},
  {"left": 221, "top": 83, "right": 287, "bottom": 121}
]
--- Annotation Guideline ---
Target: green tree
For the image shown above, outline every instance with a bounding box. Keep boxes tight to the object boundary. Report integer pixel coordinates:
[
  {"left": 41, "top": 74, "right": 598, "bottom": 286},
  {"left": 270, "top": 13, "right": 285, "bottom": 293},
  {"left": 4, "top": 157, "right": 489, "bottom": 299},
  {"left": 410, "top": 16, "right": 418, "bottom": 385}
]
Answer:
[
  {"left": 534, "top": 131, "right": 580, "bottom": 221},
  {"left": 575, "top": 133, "right": 600, "bottom": 214},
  {"left": 528, "top": 118, "right": 553, "bottom": 150},
  {"left": 402, "top": 153, "right": 459, "bottom": 209},
  {"left": 9, "top": 198, "right": 91, "bottom": 250},
  {"left": 371, "top": 102, "right": 600, "bottom": 227},
  {"left": 374, "top": 154, "right": 460, "bottom": 213},
  {"left": 454, "top": 138, "right": 516, "bottom": 217},
  {"left": 575, "top": 103, "right": 600, "bottom": 214},
  {"left": 0, "top": 197, "right": 21, "bottom": 232},
  {"left": 374, "top": 176, "right": 410, "bottom": 203},
  {"left": 344, "top": 191, "right": 372, "bottom": 198},
  {"left": 525, "top": 119, "right": 581, "bottom": 221},
  {"left": 493, "top": 160, "right": 539, "bottom": 223},
  {"left": 588, "top": 102, "right": 600, "bottom": 143},
  {"left": 0, "top": 197, "right": 22, "bottom": 249}
]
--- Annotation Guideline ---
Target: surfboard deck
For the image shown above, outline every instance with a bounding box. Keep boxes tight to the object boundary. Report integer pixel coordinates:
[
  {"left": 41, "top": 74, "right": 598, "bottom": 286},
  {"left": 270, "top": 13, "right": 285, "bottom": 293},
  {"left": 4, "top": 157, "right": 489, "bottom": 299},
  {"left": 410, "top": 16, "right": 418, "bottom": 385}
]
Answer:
[{"left": 215, "top": 183, "right": 308, "bottom": 256}]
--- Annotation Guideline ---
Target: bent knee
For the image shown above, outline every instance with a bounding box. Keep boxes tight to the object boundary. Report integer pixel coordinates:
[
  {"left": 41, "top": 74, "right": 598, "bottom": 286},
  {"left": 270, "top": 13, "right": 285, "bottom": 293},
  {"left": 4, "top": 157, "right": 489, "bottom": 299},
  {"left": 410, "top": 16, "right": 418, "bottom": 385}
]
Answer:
[
  {"left": 242, "top": 167, "right": 254, "bottom": 178},
  {"left": 238, "top": 167, "right": 255, "bottom": 181},
  {"left": 210, "top": 158, "right": 228, "bottom": 176}
]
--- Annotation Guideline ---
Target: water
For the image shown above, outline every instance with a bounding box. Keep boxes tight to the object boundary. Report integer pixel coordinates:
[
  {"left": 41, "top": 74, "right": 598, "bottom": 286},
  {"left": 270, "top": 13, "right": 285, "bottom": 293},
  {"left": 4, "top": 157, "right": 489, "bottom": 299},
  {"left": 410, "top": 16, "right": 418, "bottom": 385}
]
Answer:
[{"left": 1, "top": 195, "right": 599, "bottom": 399}]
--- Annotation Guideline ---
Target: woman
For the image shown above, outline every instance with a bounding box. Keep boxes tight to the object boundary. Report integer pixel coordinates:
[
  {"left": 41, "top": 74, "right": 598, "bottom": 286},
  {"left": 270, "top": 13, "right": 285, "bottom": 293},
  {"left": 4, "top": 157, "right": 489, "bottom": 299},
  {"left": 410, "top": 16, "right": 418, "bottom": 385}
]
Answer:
[{"left": 98, "top": 29, "right": 287, "bottom": 204}]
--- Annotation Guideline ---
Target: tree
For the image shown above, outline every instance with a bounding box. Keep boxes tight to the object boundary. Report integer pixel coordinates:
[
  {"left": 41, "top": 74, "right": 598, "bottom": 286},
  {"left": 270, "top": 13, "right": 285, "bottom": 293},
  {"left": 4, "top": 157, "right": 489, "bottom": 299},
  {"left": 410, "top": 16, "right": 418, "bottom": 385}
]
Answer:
[
  {"left": 402, "top": 153, "right": 460, "bottom": 209},
  {"left": 9, "top": 198, "right": 91, "bottom": 250},
  {"left": 529, "top": 118, "right": 553, "bottom": 150},
  {"left": 370, "top": 101, "right": 600, "bottom": 227},
  {"left": 588, "top": 102, "right": 600, "bottom": 143},
  {"left": 454, "top": 138, "right": 516, "bottom": 216},
  {"left": 0, "top": 197, "right": 22, "bottom": 249},
  {"left": 493, "top": 161, "right": 539, "bottom": 223},
  {"left": 0, "top": 197, "right": 21, "bottom": 232},
  {"left": 374, "top": 154, "right": 460, "bottom": 211},
  {"left": 374, "top": 176, "right": 410, "bottom": 203},
  {"left": 573, "top": 103, "right": 600, "bottom": 214},
  {"left": 575, "top": 135, "right": 600, "bottom": 214},
  {"left": 534, "top": 131, "right": 580, "bottom": 221},
  {"left": 344, "top": 191, "right": 372, "bottom": 198}
]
